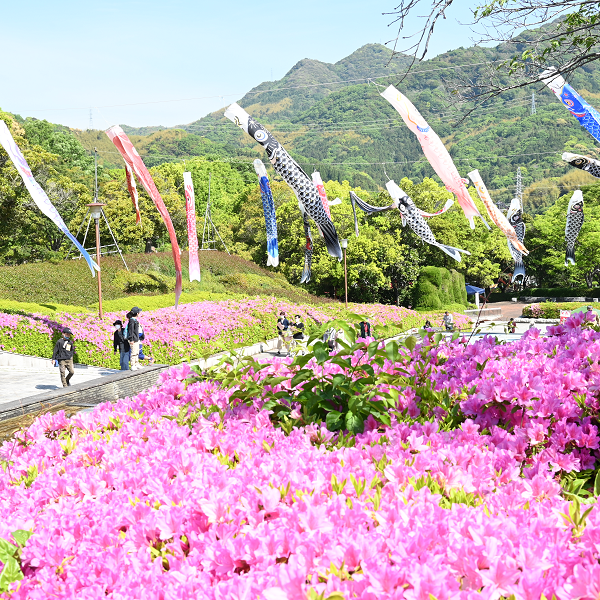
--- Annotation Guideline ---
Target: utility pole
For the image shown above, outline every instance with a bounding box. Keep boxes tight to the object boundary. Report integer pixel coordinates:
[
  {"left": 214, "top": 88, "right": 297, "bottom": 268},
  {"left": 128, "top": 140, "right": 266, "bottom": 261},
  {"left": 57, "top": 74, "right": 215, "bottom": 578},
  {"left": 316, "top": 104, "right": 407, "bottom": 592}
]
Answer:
[{"left": 341, "top": 239, "right": 348, "bottom": 309}]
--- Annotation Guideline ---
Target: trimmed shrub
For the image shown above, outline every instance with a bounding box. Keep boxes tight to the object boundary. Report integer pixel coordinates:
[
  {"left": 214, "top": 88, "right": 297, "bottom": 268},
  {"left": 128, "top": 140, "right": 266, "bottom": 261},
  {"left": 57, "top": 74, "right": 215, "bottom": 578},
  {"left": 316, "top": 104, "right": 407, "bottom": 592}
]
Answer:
[
  {"left": 413, "top": 267, "right": 466, "bottom": 309},
  {"left": 112, "top": 271, "right": 171, "bottom": 294}
]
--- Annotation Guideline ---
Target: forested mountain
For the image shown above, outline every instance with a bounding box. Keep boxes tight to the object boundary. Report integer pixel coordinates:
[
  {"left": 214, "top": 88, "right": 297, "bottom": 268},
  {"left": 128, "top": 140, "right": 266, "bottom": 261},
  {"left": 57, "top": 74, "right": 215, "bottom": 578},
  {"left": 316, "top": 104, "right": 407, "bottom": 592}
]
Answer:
[
  {"left": 2, "top": 28, "right": 600, "bottom": 297},
  {"left": 11, "top": 35, "right": 599, "bottom": 213},
  {"left": 176, "top": 39, "right": 600, "bottom": 210}
]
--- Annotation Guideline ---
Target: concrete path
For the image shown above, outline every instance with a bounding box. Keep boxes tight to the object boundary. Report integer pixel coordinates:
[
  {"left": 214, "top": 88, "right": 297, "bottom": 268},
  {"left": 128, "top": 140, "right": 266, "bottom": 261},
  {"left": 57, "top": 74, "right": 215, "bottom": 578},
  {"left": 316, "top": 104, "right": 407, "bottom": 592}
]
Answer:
[
  {"left": 484, "top": 301, "right": 526, "bottom": 320},
  {"left": 0, "top": 364, "right": 118, "bottom": 405},
  {"left": 0, "top": 309, "right": 548, "bottom": 407}
]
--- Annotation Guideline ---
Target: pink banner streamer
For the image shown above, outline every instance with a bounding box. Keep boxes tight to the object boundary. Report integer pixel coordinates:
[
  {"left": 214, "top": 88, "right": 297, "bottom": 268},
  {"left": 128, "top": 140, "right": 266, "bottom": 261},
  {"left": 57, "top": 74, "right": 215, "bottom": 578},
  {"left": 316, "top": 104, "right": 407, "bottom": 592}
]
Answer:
[
  {"left": 125, "top": 164, "right": 141, "bottom": 225},
  {"left": 105, "top": 126, "right": 182, "bottom": 307},
  {"left": 183, "top": 172, "right": 201, "bottom": 282}
]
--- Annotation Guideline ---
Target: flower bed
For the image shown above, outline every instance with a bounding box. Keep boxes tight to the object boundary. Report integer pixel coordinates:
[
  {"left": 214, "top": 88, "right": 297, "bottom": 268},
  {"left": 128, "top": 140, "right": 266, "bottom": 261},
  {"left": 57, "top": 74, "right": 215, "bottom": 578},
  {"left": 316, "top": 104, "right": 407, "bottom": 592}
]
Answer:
[
  {"left": 0, "top": 298, "right": 470, "bottom": 368},
  {"left": 522, "top": 301, "right": 600, "bottom": 319},
  {"left": 0, "top": 313, "right": 599, "bottom": 598}
]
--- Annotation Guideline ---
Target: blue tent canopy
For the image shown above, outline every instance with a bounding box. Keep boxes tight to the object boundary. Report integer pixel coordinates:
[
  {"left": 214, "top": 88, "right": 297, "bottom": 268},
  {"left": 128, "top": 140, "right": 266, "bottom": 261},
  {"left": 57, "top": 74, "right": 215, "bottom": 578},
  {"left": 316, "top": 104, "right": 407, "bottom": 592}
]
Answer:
[{"left": 465, "top": 284, "right": 485, "bottom": 295}]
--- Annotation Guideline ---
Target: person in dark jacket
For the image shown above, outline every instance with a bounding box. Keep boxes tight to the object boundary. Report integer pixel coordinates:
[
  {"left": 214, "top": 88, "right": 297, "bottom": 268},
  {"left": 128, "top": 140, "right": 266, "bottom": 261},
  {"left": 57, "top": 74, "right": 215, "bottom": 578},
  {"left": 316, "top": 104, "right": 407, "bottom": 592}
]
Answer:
[
  {"left": 51, "top": 328, "right": 75, "bottom": 387},
  {"left": 127, "top": 307, "right": 142, "bottom": 370},
  {"left": 113, "top": 320, "right": 130, "bottom": 371},
  {"left": 359, "top": 320, "right": 372, "bottom": 338},
  {"left": 276, "top": 311, "right": 291, "bottom": 355},
  {"left": 292, "top": 315, "right": 305, "bottom": 340}
]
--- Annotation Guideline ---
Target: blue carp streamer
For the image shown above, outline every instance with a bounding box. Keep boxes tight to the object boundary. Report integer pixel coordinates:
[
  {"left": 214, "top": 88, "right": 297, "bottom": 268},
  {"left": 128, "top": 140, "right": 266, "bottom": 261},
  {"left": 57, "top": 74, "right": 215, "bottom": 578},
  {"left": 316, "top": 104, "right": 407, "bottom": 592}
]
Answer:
[
  {"left": 254, "top": 160, "right": 279, "bottom": 267},
  {"left": 544, "top": 69, "right": 600, "bottom": 144}
]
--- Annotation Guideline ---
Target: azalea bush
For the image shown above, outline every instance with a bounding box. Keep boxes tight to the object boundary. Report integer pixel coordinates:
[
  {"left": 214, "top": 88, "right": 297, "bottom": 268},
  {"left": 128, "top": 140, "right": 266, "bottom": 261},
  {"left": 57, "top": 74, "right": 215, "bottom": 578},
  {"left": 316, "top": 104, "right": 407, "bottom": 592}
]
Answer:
[
  {"left": 1, "top": 313, "right": 600, "bottom": 597},
  {"left": 523, "top": 301, "right": 600, "bottom": 319},
  {"left": 0, "top": 298, "right": 469, "bottom": 368}
]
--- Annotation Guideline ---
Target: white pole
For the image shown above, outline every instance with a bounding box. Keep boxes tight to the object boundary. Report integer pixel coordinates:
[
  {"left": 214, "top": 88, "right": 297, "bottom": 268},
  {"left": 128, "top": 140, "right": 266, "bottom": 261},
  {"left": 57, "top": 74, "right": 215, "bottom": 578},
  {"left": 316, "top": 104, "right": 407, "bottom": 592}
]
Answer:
[{"left": 475, "top": 292, "right": 480, "bottom": 308}]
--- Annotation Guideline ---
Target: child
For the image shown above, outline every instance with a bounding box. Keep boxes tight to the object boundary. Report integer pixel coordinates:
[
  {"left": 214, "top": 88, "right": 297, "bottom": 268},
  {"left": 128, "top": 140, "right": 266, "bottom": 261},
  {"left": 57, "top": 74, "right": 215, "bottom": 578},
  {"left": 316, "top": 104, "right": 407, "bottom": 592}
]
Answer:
[{"left": 113, "top": 320, "right": 130, "bottom": 370}]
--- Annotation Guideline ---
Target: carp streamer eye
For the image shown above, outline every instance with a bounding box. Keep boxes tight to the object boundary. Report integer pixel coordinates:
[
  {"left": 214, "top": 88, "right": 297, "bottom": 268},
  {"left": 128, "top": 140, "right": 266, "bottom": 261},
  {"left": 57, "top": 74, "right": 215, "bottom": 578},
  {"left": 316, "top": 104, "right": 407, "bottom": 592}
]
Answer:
[{"left": 254, "top": 130, "right": 268, "bottom": 143}]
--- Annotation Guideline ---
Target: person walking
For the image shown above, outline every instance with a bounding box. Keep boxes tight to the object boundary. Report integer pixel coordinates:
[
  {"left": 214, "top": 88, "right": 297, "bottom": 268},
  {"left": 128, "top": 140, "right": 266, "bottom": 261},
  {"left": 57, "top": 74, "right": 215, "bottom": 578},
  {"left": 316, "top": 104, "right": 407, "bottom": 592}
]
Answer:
[
  {"left": 127, "top": 306, "right": 143, "bottom": 370},
  {"left": 442, "top": 311, "right": 454, "bottom": 331},
  {"left": 358, "top": 320, "right": 372, "bottom": 338},
  {"left": 276, "top": 311, "right": 291, "bottom": 355},
  {"left": 292, "top": 314, "right": 305, "bottom": 341},
  {"left": 113, "top": 320, "right": 130, "bottom": 371},
  {"left": 52, "top": 328, "right": 75, "bottom": 387},
  {"left": 507, "top": 318, "right": 517, "bottom": 334}
]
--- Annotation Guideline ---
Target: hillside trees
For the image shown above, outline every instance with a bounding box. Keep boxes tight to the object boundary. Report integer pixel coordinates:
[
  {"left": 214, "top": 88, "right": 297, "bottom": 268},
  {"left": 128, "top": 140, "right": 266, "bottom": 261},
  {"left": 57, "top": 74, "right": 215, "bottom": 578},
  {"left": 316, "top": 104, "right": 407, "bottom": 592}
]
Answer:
[
  {"left": 0, "top": 112, "right": 93, "bottom": 263},
  {"left": 526, "top": 183, "right": 600, "bottom": 287},
  {"left": 388, "top": 0, "right": 600, "bottom": 102}
]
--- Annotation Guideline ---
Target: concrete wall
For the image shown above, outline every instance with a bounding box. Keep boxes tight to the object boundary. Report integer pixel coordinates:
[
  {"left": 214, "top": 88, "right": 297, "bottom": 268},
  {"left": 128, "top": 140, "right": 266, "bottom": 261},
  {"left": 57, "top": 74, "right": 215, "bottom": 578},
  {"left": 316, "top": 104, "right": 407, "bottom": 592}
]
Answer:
[
  {"left": 0, "top": 337, "right": 281, "bottom": 440},
  {"left": 0, "top": 365, "right": 170, "bottom": 440}
]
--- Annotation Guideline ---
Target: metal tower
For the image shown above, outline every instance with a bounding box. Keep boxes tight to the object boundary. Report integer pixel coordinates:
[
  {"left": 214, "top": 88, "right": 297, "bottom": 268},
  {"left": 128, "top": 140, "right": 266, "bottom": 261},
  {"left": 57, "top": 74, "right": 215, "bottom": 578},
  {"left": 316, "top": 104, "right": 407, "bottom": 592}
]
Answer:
[
  {"left": 515, "top": 167, "right": 524, "bottom": 210},
  {"left": 531, "top": 91, "right": 537, "bottom": 115},
  {"left": 89, "top": 108, "right": 93, "bottom": 130},
  {"left": 201, "top": 173, "right": 230, "bottom": 254}
]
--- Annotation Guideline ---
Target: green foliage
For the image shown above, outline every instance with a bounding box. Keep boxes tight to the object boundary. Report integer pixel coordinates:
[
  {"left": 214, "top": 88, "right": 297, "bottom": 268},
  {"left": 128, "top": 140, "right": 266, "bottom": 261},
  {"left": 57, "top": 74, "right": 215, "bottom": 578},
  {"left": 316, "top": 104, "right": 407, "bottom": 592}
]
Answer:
[
  {"left": 0, "top": 299, "right": 89, "bottom": 316},
  {"left": 526, "top": 184, "right": 600, "bottom": 289},
  {"left": 188, "top": 323, "right": 467, "bottom": 434},
  {"left": 413, "top": 267, "right": 467, "bottom": 309},
  {"left": 113, "top": 270, "right": 174, "bottom": 295},
  {"left": 522, "top": 302, "right": 600, "bottom": 319},
  {"left": 0, "top": 530, "right": 32, "bottom": 592}
]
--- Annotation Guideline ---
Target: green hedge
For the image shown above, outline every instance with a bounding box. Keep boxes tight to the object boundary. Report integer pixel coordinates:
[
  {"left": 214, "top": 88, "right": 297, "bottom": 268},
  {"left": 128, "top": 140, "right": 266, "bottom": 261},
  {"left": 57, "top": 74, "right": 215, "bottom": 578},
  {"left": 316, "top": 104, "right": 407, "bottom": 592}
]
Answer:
[
  {"left": 522, "top": 302, "right": 600, "bottom": 319},
  {"left": 489, "top": 288, "right": 600, "bottom": 302},
  {"left": 413, "top": 267, "right": 467, "bottom": 309}
]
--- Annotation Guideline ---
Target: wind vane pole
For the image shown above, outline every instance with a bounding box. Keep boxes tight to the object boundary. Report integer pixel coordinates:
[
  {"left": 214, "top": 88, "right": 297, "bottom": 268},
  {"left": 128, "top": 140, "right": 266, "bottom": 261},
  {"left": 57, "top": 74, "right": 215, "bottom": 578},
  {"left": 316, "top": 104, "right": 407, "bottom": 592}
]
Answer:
[{"left": 201, "top": 172, "right": 230, "bottom": 254}]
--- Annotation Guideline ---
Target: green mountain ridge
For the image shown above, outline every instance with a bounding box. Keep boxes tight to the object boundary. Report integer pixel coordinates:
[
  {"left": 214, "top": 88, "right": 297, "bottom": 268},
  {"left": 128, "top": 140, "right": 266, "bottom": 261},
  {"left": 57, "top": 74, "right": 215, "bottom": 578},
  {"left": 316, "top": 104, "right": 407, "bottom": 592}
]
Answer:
[{"left": 41, "top": 39, "right": 600, "bottom": 212}]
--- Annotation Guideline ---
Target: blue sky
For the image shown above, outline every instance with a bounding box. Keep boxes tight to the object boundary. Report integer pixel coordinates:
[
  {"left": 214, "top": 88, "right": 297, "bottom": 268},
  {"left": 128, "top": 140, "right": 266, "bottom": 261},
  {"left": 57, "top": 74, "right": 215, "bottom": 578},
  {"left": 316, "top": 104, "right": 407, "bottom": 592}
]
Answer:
[{"left": 1, "top": 0, "right": 476, "bottom": 129}]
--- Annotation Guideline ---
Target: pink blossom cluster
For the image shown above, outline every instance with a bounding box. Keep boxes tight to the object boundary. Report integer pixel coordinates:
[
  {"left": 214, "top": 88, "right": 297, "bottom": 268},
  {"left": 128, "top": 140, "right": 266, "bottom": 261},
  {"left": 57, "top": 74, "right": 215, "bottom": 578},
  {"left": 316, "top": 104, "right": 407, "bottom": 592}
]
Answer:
[
  {"left": 524, "top": 303, "right": 544, "bottom": 318},
  {"left": 1, "top": 314, "right": 600, "bottom": 598},
  {"left": 0, "top": 298, "right": 468, "bottom": 365}
]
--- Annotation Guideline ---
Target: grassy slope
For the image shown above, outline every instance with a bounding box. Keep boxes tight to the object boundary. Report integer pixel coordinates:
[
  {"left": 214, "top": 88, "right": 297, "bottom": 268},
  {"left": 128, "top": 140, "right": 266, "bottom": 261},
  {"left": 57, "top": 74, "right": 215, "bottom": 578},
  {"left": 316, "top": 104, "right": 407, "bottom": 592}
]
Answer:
[{"left": 0, "top": 251, "right": 329, "bottom": 308}]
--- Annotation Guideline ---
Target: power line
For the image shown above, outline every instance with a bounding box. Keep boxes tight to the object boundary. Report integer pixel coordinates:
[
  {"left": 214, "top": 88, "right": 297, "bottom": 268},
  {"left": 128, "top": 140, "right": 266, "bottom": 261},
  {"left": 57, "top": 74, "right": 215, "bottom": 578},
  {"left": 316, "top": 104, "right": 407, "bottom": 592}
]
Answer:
[
  {"left": 11, "top": 59, "right": 507, "bottom": 113},
  {"left": 91, "top": 147, "right": 564, "bottom": 165},
  {"left": 182, "top": 98, "right": 534, "bottom": 134}
]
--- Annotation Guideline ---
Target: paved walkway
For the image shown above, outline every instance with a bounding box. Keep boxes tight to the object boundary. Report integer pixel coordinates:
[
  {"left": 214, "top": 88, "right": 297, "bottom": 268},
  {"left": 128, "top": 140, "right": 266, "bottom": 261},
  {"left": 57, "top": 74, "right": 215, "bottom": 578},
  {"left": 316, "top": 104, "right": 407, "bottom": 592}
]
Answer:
[
  {"left": 483, "top": 301, "right": 526, "bottom": 320},
  {"left": 0, "top": 364, "right": 118, "bottom": 405},
  {"left": 0, "top": 305, "right": 541, "bottom": 406}
]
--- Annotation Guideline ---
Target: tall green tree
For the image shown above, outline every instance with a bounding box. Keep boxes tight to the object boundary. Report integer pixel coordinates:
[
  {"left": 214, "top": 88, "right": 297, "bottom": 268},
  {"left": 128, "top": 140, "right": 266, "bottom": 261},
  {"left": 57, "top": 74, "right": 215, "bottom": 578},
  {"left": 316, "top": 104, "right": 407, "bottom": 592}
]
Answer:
[{"left": 526, "top": 183, "right": 600, "bottom": 287}]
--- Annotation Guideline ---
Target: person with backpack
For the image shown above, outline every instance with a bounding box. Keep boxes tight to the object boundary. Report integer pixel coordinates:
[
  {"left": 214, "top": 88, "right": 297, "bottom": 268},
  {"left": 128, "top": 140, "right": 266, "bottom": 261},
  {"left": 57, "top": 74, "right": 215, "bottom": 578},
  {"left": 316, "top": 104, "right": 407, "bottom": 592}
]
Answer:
[
  {"left": 51, "top": 328, "right": 76, "bottom": 387},
  {"left": 113, "top": 320, "right": 130, "bottom": 371},
  {"left": 127, "top": 306, "right": 143, "bottom": 370}
]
